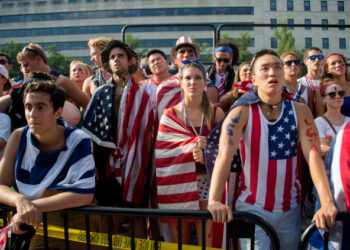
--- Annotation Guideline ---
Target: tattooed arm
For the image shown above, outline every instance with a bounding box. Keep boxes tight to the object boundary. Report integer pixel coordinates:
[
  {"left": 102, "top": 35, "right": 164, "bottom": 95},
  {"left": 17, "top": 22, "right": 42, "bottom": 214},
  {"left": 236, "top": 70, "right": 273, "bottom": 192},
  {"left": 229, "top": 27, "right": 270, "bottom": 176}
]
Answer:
[
  {"left": 208, "top": 106, "right": 248, "bottom": 223},
  {"left": 295, "top": 102, "right": 337, "bottom": 231}
]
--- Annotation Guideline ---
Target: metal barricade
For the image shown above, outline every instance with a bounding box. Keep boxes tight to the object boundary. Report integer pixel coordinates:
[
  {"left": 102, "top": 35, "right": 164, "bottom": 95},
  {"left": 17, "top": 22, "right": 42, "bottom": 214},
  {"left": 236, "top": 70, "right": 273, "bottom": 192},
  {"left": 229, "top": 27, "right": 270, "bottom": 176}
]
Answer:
[
  {"left": 300, "top": 212, "right": 350, "bottom": 250},
  {"left": 0, "top": 205, "right": 280, "bottom": 250}
]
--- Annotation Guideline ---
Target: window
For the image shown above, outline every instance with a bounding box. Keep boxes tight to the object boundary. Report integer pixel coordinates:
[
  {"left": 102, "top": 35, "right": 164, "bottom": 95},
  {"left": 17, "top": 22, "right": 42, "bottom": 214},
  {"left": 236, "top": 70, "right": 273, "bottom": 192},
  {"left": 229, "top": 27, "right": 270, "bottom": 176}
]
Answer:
[
  {"left": 288, "top": 19, "right": 294, "bottom": 29},
  {"left": 2, "top": 3, "right": 14, "bottom": 8},
  {"left": 339, "top": 19, "right": 345, "bottom": 30},
  {"left": 305, "top": 19, "right": 311, "bottom": 30},
  {"left": 270, "top": 0, "right": 277, "bottom": 11},
  {"left": 338, "top": 1, "right": 344, "bottom": 11},
  {"left": 35, "top": 1, "right": 46, "bottom": 6},
  {"left": 18, "top": 2, "right": 30, "bottom": 7},
  {"left": 322, "top": 38, "right": 329, "bottom": 49},
  {"left": 339, "top": 38, "right": 346, "bottom": 49},
  {"left": 321, "top": 1, "right": 327, "bottom": 11},
  {"left": 305, "top": 38, "right": 312, "bottom": 48},
  {"left": 322, "top": 19, "right": 328, "bottom": 30},
  {"left": 69, "top": 0, "right": 78, "bottom": 3},
  {"left": 287, "top": 0, "right": 293, "bottom": 11},
  {"left": 270, "top": 18, "right": 277, "bottom": 29},
  {"left": 271, "top": 37, "right": 277, "bottom": 48},
  {"left": 52, "top": 0, "right": 63, "bottom": 4},
  {"left": 304, "top": 0, "right": 310, "bottom": 11},
  {"left": 249, "top": 38, "right": 255, "bottom": 47}
]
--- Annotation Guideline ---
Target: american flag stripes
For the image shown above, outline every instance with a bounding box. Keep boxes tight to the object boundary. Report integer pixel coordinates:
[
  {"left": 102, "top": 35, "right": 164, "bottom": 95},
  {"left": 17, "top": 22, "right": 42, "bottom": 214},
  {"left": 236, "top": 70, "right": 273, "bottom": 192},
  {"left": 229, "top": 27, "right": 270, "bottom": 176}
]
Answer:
[
  {"left": 238, "top": 100, "right": 301, "bottom": 212},
  {"left": 155, "top": 107, "right": 200, "bottom": 215},
  {"left": 156, "top": 76, "right": 182, "bottom": 121},
  {"left": 84, "top": 77, "right": 154, "bottom": 204}
]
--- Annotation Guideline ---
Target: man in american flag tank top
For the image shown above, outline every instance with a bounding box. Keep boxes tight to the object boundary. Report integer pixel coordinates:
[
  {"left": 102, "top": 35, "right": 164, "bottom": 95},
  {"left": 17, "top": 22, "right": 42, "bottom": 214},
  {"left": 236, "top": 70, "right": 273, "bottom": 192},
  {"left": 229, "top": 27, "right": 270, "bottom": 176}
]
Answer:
[{"left": 208, "top": 50, "right": 337, "bottom": 250}]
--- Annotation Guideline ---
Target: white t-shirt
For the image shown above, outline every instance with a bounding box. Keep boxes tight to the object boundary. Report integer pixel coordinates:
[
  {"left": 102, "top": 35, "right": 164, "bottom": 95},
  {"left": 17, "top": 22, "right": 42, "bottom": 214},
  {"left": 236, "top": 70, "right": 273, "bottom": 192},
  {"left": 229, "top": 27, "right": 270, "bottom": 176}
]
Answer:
[
  {"left": 315, "top": 116, "right": 350, "bottom": 142},
  {"left": 0, "top": 113, "right": 11, "bottom": 160}
]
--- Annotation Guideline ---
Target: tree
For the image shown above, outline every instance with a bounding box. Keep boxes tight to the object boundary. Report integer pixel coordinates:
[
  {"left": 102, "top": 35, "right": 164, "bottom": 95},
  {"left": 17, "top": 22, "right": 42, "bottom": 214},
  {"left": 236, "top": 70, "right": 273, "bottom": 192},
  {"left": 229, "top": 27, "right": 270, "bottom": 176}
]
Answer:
[
  {"left": 272, "top": 21, "right": 303, "bottom": 59},
  {"left": 46, "top": 45, "right": 71, "bottom": 77},
  {"left": 0, "top": 41, "right": 22, "bottom": 80},
  {"left": 192, "top": 38, "right": 212, "bottom": 64},
  {"left": 124, "top": 33, "right": 148, "bottom": 58},
  {"left": 221, "top": 32, "right": 253, "bottom": 62}
]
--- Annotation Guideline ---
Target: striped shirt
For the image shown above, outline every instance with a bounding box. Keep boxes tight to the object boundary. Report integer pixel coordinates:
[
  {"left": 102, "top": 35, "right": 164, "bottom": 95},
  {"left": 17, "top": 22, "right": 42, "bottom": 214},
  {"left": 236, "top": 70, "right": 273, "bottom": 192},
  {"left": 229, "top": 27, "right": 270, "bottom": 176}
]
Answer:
[
  {"left": 15, "top": 125, "right": 95, "bottom": 200},
  {"left": 238, "top": 100, "right": 301, "bottom": 212}
]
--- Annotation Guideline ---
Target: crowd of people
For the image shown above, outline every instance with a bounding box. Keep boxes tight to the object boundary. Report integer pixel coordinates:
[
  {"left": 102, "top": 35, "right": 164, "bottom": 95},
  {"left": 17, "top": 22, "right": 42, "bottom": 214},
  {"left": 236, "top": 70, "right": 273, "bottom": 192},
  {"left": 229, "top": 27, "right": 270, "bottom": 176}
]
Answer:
[{"left": 0, "top": 35, "right": 349, "bottom": 249}]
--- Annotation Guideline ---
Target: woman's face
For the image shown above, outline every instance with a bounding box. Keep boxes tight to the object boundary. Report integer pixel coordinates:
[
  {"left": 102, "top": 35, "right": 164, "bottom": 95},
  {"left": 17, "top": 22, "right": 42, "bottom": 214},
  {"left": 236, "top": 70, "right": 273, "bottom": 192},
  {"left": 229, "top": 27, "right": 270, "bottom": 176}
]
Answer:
[
  {"left": 70, "top": 63, "right": 87, "bottom": 82},
  {"left": 239, "top": 64, "right": 251, "bottom": 81},
  {"left": 323, "top": 83, "right": 345, "bottom": 109},
  {"left": 283, "top": 54, "right": 301, "bottom": 78},
  {"left": 181, "top": 66, "right": 206, "bottom": 98},
  {"left": 326, "top": 55, "right": 347, "bottom": 77}
]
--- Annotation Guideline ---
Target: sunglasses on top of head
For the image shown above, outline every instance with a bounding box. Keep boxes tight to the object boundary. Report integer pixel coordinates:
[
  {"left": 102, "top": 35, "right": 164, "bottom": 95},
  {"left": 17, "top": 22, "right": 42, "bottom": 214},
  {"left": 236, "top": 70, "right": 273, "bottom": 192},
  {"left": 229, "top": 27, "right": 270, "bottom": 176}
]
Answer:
[
  {"left": 283, "top": 59, "right": 301, "bottom": 66},
  {"left": 326, "top": 90, "right": 346, "bottom": 98},
  {"left": 215, "top": 57, "right": 230, "bottom": 63},
  {"left": 308, "top": 55, "right": 324, "bottom": 61}
]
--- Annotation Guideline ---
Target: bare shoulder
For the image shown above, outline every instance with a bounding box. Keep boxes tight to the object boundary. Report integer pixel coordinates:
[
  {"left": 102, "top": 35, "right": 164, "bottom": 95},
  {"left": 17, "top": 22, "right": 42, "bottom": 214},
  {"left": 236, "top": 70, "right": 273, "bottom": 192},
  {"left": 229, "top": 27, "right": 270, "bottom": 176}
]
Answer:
[
  {"left": 226, "top": 105, "right": 249, "bottom": 123},
  {"left": 293, "top": 101, "right": 313, "bottom": 118},
  {"left": 214, "top": 106, "right": 225, "bottom": 123}
]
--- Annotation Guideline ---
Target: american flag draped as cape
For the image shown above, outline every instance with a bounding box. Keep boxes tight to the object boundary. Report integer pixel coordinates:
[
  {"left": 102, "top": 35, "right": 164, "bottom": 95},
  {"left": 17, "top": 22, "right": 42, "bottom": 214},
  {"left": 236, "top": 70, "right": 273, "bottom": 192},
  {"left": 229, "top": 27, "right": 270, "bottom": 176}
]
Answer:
[
  {"left": 155, "top": 107, "right": 200, "bottom": 213},
  {"left": 83, "top": 77, "right": 154, "bottom": 204},
  {"left": 310, "top": 121, "right": 350, "bottom": 250}
]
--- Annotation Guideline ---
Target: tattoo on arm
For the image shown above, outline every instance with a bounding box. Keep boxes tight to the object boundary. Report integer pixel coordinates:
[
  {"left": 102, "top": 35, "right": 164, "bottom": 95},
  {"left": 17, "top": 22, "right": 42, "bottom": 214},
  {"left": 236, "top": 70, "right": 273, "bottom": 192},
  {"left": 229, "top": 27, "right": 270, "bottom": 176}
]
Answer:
[
  {"left": 304, "top": 118, "right": 319, "bottom": 152},
  {"left": 224, "top": 110, "right": 242, "bottom": 146}
]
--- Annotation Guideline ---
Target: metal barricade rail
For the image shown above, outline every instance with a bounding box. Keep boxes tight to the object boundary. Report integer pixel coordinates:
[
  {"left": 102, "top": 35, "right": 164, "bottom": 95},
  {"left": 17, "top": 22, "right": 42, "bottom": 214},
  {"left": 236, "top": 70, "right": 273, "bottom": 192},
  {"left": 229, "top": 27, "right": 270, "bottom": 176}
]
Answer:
[
  {"left": 300, "top": 212, "right": 350, "bottom": 250},
  {"left": 0, "top": 204, "right": 280, "bottom": 250}
]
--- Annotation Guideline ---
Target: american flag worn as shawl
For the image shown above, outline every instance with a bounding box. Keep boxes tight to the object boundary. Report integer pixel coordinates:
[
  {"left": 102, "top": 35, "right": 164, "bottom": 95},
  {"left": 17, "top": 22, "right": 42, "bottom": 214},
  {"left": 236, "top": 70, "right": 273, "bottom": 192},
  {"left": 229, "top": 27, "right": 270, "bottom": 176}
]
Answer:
[
  {"left": 83, "top": 77, "right": 154, "bottom": 204},
  {"left": 155, "top": 107, "right": 200, "bottom": 215},
  {"left": 310, "top": 121, "right": 350, "bottom": 250},
  {"left": 156, "top": 76, "right": 182, "bottom": 121}
]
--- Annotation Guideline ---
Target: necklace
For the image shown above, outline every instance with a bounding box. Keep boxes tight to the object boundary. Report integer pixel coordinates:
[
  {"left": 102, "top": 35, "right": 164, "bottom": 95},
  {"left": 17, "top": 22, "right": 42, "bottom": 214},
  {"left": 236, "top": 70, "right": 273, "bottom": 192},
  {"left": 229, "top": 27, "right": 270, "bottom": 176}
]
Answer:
[
  {"left": 181, "top": 102, "right": 205, "bottom": 136},
  {"left": 260, "top": 99, "right": 283, "bottom": 117}
]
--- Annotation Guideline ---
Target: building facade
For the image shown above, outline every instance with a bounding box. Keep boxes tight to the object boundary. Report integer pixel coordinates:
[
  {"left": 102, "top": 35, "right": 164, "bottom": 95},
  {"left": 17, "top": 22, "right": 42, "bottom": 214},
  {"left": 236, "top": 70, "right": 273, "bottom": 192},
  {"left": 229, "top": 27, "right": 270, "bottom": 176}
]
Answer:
[{"left": 0, "top": 0, "right": 348, "bottom": 62}]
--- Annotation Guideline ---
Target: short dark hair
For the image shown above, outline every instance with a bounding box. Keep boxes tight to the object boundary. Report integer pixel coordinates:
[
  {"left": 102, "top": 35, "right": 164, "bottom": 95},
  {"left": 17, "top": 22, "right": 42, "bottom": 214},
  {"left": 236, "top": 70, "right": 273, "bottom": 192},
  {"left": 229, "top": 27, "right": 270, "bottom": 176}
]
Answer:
[
  {"left": 0, "top": 53, "right": 11, "bottom": 64},
  {"left": 303, "top": 47, "right": 322, "bottom": 60},
  {"left": 251, "top": 49, "right": 280, "bottom": 74},
  {"left": 23, "top": 80, "right": 66, "bottom": 112},
  {"left": 146, "top": 49, "right": 167, "bottom": 61},
  {"left": 216, "top": 41, "right": 239, "bottom": 66}
]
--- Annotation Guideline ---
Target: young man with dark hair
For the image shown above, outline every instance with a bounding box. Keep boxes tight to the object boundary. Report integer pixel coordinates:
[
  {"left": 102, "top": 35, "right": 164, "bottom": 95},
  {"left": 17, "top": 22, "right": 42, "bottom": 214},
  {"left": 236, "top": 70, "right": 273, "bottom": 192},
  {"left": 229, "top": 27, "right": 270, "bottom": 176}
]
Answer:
[
  {"left": 83, "top": 40, "right": 154, "bottom": 236},
  {"left": 0, "top": 80, "right": 95, "bottom": 248},
  {"left": 208, "top": 49, "right": 337, "bottom": 250},
  {"left": 206, "top": 41, "right": 239, "bottom": 103}
]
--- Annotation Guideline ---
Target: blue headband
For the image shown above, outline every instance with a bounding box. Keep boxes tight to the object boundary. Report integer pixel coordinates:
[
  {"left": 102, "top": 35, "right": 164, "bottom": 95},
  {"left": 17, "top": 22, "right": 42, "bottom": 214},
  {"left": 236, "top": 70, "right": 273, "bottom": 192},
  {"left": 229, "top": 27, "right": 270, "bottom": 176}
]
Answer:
[
  {"left": 213, "top": 46, "right": 233, "bottom": 55},
  {"left": 180, "top": 59, "right": 207, "bottom": 75}
]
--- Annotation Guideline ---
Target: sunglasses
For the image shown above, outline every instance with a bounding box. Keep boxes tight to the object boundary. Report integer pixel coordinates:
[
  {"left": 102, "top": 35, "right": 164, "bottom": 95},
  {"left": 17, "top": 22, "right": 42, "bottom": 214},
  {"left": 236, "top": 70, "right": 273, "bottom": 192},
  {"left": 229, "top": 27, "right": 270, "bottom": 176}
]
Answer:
[
  {"left": 283, "top": 59, "right": 301, "bottom": 66},
  {"left": 215, "top": 57, "right": 230, "bottom": 63},
  {"left": 308, "top": 55, "right": 324, "bottom": 61},
  {"left": 326, "top": 90, "right": 346, "bottom": 98},
  {"left": 0, "top": 59, "right": 7, "bottom": 65}
]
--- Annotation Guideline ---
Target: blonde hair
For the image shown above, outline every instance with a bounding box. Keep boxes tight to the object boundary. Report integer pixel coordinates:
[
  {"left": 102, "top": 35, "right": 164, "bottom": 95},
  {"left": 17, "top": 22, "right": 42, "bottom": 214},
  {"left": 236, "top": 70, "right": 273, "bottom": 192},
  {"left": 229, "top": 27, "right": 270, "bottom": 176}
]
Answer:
[
  {"left": 69, "top": 60, "right": 89, "bottom": 75},
  {"left": 88, "top": 37, "right": 110, "bottom": 51},
  {"left": 17, "top": 43, "right": 48, "bottom": 65}
]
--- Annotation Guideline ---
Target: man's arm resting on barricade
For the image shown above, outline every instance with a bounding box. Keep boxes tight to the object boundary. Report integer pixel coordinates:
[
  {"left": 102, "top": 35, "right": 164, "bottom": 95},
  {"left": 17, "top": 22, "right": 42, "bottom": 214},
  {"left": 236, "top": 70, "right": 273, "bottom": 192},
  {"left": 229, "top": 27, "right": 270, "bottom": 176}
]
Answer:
[
  {"left": 296, "top": 102, "right": 337, "bottom": 232},
  {"left": 208, "top": 106, "right": 248, "bottom": 223}
]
